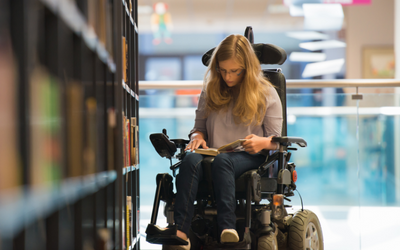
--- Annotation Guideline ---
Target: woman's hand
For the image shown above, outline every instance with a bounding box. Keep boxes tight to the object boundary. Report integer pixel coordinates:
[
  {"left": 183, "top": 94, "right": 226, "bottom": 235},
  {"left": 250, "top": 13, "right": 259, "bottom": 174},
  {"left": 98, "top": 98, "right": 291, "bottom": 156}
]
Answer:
[
  {"left": 185, "top": 132, "right": 209, "bottom": 152},
  {"left": 243, "top": 134, "right": 277, "bottom": 154}
]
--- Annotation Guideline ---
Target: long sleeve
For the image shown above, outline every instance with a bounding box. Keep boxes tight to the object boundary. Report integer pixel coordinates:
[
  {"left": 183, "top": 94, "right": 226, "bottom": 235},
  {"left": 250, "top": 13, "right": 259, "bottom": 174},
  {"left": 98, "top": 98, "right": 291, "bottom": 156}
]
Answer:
[
  {"left": 188, "top": 91, "right": 208, "bottom": 141},
  {"left": 263, "top": 87, "right": 283, "bottom": 137}
]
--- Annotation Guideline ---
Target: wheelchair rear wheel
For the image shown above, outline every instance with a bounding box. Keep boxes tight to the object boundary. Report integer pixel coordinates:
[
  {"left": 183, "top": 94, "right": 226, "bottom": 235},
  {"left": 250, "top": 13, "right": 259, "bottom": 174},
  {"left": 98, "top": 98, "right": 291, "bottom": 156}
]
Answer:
[
  {"left": 257, "top": 233, "right": 277, "bottom": 250},
  {"left": 287, "top": 209, "right": 323, "bottom": 250}
]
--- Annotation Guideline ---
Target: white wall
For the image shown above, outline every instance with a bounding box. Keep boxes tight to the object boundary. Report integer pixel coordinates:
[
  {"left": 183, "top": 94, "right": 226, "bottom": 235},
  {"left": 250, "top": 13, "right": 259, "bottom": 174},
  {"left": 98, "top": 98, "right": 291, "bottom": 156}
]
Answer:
[{"left": 344, "top": 0, "right": 394, "bottom": 79}]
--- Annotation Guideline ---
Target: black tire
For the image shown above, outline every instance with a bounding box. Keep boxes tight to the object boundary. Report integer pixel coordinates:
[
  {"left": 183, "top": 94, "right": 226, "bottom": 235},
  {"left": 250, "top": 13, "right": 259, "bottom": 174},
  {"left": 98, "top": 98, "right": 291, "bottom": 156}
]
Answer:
[
  {"left": 257, "top": 234, "right": 278, "bottom": 250},
  {"left": 288, "top": 210, "right": 323, "bottom": 250}
]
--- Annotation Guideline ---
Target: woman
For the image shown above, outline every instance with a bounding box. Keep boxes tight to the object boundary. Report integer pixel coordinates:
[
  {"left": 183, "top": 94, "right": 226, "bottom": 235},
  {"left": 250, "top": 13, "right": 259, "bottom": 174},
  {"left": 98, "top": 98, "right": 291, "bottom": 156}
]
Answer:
[{"left": 165, "top": 34, "right": 283, "bottom": 250}]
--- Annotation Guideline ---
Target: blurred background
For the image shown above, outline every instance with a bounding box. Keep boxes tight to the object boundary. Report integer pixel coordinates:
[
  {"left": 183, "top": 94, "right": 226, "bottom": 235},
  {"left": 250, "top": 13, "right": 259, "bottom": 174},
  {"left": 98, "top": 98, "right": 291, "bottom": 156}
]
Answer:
[{"left": 137, "top": 0, "right": 400, "bottom": 249}]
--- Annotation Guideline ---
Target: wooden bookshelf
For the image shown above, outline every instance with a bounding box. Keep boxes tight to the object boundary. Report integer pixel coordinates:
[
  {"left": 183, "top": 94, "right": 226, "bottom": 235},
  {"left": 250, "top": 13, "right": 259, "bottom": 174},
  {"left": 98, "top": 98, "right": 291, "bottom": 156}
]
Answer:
[{"left": 0, "top": 0, "right": 139, "bottom": 249}]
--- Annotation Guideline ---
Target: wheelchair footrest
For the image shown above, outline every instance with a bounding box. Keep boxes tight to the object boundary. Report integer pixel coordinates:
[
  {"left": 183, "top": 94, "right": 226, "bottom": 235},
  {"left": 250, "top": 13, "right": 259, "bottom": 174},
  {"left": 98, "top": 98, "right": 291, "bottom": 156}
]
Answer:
[
  {"left": 145, "top": 224, "right": 189, "bottom": 245},
  {"left": 203, "top": 230, "right": 252, "bottom": 250}
]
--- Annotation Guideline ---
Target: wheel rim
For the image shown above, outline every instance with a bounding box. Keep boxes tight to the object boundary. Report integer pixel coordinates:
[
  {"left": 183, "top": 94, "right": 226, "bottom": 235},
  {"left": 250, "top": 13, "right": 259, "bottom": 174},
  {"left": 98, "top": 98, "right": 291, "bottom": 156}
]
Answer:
[{"left": 304, "top": 221, "right": 319, "bottom": 250}]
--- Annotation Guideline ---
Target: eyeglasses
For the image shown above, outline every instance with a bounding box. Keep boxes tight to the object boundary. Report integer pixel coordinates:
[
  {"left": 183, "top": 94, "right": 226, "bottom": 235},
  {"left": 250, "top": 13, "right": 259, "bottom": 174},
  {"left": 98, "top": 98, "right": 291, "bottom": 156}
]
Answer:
[{"left": 216, "top": 67, "right": 245, "bottom": 76}]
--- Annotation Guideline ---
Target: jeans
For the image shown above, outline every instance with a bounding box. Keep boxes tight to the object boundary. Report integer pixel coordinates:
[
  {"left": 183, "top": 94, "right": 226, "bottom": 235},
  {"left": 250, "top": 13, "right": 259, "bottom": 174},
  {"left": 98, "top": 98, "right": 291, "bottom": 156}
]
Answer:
[{"left": 174, "top": 151, "right": 266, "bottom": 235}]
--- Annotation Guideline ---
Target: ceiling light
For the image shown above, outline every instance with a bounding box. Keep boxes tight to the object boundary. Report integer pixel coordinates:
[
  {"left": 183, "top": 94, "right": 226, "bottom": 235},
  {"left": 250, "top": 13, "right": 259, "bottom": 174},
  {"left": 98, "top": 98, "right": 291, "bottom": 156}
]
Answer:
[
  {"left": 284, "top": 0, "right": 324, "bottom": 16},
  {"left": 299, "top": 40, "right": 346, "bottom": 51},
  {"left": 302, "top": 59, "right": 345, "bottom": 78},
  {"left": 286, "top": 31, "right": 329, "bottom": 40},
  {"left": 289, "top": 4, "right": 304, "bottom": 16},
  {"left": 289, "top": 52, "right": 326, "bottom": 62},
  {"left": 323, "top": 0, "right": 371, "bottom": 5},
  {"left": 303, "top": 4, "right": 344, "bottom": 30}
]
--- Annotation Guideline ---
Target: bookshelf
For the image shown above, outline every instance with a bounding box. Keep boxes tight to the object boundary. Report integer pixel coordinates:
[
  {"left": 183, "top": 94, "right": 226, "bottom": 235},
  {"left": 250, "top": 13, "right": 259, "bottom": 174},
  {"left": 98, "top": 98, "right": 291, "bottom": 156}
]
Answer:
[{"left": 0, "top": 0, "right": 139, "bottom": 250}]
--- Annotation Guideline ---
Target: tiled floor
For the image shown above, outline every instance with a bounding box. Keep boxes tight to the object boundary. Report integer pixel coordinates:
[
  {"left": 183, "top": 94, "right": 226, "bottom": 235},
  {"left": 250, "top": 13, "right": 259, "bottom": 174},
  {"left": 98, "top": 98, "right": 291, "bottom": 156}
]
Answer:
[{"left": 139, "top": 205, "right": 400, "bottom": 250}]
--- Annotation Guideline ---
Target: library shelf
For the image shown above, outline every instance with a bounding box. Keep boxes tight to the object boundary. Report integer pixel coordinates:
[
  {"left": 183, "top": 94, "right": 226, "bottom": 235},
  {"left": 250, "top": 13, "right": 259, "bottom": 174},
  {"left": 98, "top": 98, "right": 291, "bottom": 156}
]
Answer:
[
  {"left": 123, "top": 165, "right": 139, "bottom": 175},
  {"left": 123, "top": 80, "right": 140, "bottom": 101},
  {"left": 122, "top": 0, "right": 138, "bottom": 32},
  {"left": 1, "top": 0, "right": 140, "bottom": 249},
  {"left": 0, "top": 170, "right": 117, "bottom": 239}
]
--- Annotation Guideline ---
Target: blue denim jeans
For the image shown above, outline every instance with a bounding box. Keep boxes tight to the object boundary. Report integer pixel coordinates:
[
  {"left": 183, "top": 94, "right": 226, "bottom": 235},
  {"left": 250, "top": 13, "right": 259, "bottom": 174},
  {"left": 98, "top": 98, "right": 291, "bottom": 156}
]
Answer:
[{"left": 174, "top": 151, "right": 266, "bottom": 235}]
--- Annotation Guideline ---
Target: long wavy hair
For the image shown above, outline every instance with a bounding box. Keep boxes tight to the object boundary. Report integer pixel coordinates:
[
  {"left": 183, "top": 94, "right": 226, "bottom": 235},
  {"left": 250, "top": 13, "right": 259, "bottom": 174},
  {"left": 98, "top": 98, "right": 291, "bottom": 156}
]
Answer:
[{"left": 203, "top": 34, "right": 273, "bottom": 126}]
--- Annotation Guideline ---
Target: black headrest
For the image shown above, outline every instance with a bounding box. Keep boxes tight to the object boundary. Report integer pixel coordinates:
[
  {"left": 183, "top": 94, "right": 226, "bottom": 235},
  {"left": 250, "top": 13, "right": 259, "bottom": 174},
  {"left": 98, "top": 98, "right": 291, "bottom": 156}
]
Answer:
[{"left": 202, "top": 43, "right": 287, "bottom": 66}]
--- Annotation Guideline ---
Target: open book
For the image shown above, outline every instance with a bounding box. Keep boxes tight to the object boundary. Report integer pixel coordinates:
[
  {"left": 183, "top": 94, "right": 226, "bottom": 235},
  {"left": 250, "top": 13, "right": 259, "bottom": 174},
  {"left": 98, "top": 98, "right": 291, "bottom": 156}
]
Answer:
[{"left": 194, "top": 139, "right": 247, "bottom": 156}]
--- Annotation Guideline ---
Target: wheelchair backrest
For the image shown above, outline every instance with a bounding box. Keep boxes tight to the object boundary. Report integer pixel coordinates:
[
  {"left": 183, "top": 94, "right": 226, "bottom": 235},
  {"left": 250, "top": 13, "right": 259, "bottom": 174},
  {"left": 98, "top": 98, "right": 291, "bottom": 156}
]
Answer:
[{"left": 263, "top": 69, "right": 287, "bottom": 137}]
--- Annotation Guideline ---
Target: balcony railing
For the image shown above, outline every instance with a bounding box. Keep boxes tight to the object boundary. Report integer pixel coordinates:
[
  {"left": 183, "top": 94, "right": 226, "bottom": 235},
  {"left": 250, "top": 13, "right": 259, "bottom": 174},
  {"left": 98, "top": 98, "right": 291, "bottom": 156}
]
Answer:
[
  {"left": 138, "top": 80, "right": 400, "bottom": 250},
  {"left": 139, "top": 79, "right": 400, "bottom": 89}
]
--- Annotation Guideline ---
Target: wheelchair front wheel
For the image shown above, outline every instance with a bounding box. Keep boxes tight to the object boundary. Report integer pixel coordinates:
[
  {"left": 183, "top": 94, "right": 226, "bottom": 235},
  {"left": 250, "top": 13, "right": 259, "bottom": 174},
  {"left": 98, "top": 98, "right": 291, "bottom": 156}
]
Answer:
[
  {"left": 257, "top": 233, "right": 277, "bottom": 250},
  {"left": 288, "top": 209, "right": 323, "bottom": 250},
  {"left": 188, "top": 228, "right": 202, "bottom": 250}
]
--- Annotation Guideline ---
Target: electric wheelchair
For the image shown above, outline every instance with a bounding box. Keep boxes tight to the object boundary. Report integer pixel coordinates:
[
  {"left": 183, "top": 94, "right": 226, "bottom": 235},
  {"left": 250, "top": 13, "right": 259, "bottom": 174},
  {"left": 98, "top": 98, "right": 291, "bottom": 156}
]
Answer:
[{"left": 145, "top": 27, "right": 323, "bottom": 250}]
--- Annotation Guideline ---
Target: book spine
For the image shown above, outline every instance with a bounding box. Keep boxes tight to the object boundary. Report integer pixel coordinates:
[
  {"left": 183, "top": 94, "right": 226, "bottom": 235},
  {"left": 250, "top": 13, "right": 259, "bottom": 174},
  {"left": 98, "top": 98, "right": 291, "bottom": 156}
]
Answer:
[
  {"left": 0, "top": 33, "right": 20, "bottom": 190},
  {"left": 126, "top": 196, "right": 132, "bottom": 247},
  {"left": 66, "top": 82, "right": 84, "bottom": 177},
  {"left": 122, "top": 36, "right": 127, "bottom": 82},
  {"left": 130, "top": 117, "right": 138, "bottom": 166},
  {"left": 126, "top": 118, "right": 131, "bottom": 167},
  {"left": 30, "top": 67, "right": 62, "bottom": 185},
  {"left": 107, "top": 108, "right": 116, "bottom": 171},
  {"left": 84, "top": 97, "right": 97, "bottom": 175}
]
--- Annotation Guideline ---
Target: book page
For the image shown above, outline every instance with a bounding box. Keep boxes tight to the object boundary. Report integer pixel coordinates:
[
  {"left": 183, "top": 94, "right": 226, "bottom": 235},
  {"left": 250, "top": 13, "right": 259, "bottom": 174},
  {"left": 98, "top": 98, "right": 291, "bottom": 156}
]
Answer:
[
  {"left": 194, "top": 139, "right": 247, "bottom": 156},
  {"left": 218, "top": 139, "right": 247, "bottom": 152}
]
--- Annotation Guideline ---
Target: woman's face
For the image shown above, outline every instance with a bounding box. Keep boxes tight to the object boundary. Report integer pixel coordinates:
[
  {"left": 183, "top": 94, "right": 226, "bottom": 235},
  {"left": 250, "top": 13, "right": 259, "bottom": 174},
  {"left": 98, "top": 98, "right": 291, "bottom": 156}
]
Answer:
[{"left": 218, "top": 58, "right": 245, "bottom": 88}]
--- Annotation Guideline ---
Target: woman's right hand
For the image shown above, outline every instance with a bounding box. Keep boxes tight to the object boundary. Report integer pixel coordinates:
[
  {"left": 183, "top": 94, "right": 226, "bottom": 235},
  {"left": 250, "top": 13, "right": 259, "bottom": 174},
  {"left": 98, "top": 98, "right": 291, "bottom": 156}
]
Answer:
[{"left": 185, "top": 132, "right": 209, "bottom": 151}]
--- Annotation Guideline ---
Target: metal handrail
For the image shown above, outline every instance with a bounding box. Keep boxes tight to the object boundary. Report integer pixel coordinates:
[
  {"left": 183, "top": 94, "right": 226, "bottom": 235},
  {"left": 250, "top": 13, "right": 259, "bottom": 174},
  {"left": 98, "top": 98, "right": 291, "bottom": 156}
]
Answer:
[{"left": 139, "top": 79, "right": 400, "bottom": 90}]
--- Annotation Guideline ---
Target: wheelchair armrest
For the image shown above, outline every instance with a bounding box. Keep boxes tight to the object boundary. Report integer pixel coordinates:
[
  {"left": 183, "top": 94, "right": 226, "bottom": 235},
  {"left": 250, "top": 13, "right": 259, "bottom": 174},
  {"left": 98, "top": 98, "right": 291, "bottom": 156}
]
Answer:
[
  {"left": 171, "top": 139, "right": 190, "bottom": 148},
  {"left": 150, "top": 133, "right": 190, "bottom": 159},
  {"left": 150, "top": 133, "right": 177, "bottom": 159},
  {"left": 272, "top": 136, "right": 307, "bottom": 147}
]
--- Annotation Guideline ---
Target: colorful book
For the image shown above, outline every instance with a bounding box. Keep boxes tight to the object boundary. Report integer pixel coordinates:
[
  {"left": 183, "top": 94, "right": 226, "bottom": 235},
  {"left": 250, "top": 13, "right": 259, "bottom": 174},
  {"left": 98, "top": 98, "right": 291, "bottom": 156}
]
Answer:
[
  {"left": 84, "top": 97, "right": 97, "bottom": 175},
  {"left": 107, "top": 108, "right": 116, "bottom": 171},
  {"left": 126, "top": 196, "right": 132, "bottom": 247},
  {"left": 0, "top": 33, "right": 20, "bottom": 190},
  {"left": 30, "top": 67, "right": 62, "bottom": 185},
  {"left": 130, "top": 117, "right": 138, "bottom": 165},
  {"left": 66, "top": 82, "right": 83, "bottom": 177}
]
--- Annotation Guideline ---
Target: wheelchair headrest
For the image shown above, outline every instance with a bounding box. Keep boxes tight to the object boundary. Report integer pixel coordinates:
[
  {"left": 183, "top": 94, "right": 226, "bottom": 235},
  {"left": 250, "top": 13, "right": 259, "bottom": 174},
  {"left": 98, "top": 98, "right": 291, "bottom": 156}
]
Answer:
[{"left": 201, "top": 43, "right": 287, "bottom": 67}]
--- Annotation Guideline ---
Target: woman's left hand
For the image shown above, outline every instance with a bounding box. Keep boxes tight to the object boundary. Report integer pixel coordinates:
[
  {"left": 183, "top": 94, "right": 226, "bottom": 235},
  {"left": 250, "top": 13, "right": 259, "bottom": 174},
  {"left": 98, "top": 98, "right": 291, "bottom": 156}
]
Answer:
[{"left": 242, "top": 134, "right": 272, "bottom": 154}]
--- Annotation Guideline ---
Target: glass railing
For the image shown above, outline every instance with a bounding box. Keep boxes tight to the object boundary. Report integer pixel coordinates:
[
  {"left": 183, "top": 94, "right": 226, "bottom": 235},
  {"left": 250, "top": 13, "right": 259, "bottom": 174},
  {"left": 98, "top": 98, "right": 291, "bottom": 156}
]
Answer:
[{"left": 138, "top": 81, "right": 400, "bottom": 250}]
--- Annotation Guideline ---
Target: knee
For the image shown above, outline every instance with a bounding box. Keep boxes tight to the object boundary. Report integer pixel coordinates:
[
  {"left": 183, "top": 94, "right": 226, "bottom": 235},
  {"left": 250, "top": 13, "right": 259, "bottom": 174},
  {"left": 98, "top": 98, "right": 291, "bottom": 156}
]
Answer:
[
  {"left": 212, "top": 154, "right": 233, "bottom": 173},
  {"left": 180, "top": 153, "right": 203, "bottom": 174}
]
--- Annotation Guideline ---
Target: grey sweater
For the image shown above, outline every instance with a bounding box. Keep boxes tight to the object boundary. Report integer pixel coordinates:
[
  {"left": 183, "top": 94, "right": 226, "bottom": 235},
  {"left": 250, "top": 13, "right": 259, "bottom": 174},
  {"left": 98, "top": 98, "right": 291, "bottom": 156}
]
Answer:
[{"left": 189, "top": 85, "right": 283, "bottom": 149}]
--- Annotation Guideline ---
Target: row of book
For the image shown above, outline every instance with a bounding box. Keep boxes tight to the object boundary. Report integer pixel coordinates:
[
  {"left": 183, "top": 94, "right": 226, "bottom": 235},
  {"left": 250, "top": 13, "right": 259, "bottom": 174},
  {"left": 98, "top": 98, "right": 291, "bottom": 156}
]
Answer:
[
  {"left": 87, "top": 0, "right": 136, "bottom": 61},
  {"left": 0, "top": 58, "right": 119, "bottom": 191},
  {"left": 86, "top": 0, "right": 115, "bottom": 59},
  {"left": 124, "top": 195, "right": 139, "bottom": 249},
  {"left": 0, "top": 35, "right": 138, "bottom": 192},
  {"left": 31, "top": 66, "right": 119, "bottom": 185}
]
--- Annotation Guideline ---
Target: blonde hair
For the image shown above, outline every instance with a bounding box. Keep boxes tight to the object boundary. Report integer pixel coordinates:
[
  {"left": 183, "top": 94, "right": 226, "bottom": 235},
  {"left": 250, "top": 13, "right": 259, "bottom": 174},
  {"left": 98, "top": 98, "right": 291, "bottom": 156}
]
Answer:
[{"left": 203, "top": 34, "right": 274, "bottom": 126}]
